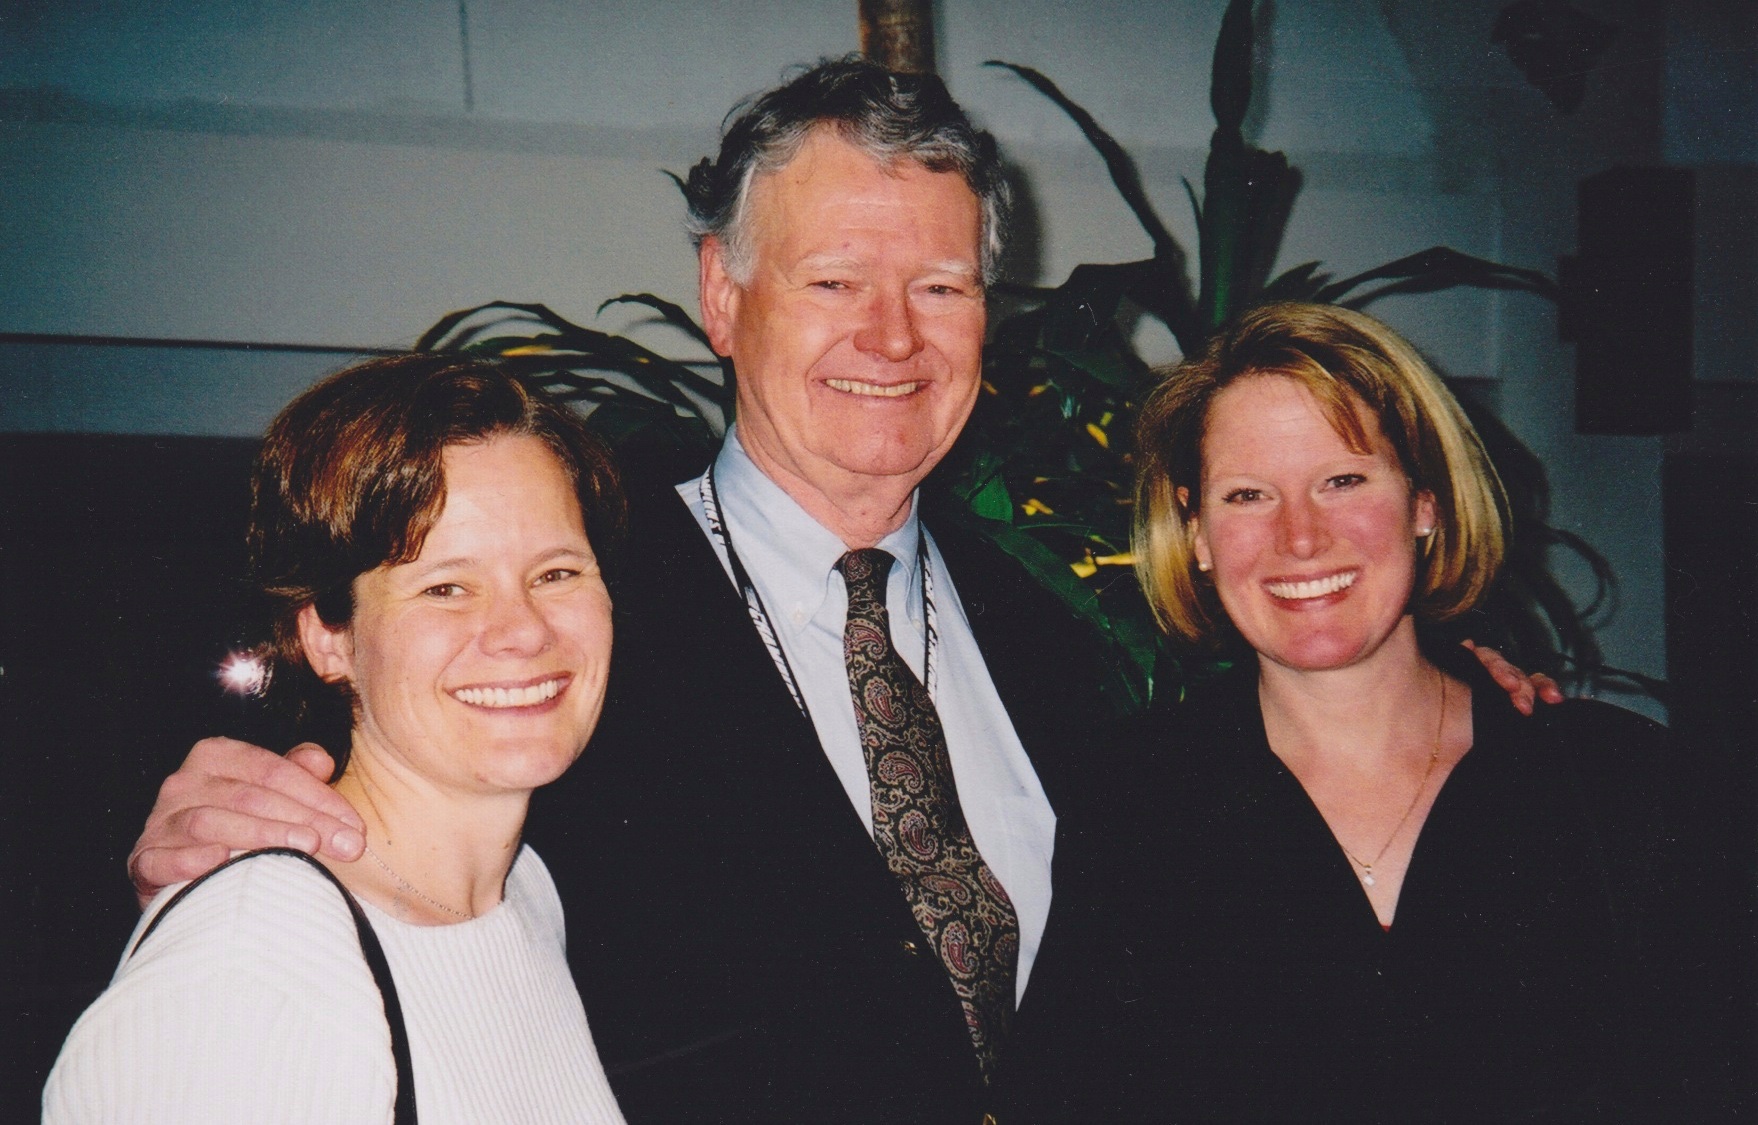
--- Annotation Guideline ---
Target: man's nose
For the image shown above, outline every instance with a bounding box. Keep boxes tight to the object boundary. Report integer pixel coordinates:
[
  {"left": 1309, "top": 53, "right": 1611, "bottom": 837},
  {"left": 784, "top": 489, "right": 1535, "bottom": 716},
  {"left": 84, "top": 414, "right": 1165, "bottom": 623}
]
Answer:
[{"left": 852, "top": 288, "right": 925, "bottom": 361}]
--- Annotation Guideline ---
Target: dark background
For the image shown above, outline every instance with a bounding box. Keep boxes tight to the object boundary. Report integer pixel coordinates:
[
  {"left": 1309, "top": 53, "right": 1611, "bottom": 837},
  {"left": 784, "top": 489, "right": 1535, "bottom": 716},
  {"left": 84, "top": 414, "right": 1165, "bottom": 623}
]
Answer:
[{"left": 2, "top": 435, "right": 266, "bottom": 1111}]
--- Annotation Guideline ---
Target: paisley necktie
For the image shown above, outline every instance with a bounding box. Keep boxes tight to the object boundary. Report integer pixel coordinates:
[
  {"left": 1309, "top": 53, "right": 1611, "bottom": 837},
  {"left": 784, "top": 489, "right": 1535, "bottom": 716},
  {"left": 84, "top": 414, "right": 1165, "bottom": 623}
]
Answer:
[{"left": 837, "top": 547, "right": 1019, "bottom": 1080}]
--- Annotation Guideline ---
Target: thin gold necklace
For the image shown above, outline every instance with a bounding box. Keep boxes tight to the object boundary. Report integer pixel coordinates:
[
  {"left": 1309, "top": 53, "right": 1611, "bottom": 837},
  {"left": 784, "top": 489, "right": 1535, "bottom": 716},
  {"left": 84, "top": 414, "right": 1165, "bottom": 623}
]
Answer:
[
  {"left": 349, "top": 766, "right": 475, "bottom": 921},
  {"left": 364, "top": 842, "right": 475, "bottom": 921},
  {"left": 1342, "top": 673, "right": 1447, "bottom": 888}
]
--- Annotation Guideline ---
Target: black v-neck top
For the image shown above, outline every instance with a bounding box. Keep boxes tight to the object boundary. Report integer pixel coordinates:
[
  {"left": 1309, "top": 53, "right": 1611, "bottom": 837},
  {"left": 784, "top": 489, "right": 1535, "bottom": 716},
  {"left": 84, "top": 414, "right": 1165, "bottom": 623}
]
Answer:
[{"left": 1096, "top": 646, "right": 1698, "bottom": 1123}]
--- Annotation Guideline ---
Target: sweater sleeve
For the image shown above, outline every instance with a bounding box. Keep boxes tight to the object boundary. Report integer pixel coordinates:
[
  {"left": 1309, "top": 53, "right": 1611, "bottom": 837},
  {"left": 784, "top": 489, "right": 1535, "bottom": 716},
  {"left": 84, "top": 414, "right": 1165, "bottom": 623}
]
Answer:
[{"left": 43, "top": 853, "right": 397, "bottom": 1124}]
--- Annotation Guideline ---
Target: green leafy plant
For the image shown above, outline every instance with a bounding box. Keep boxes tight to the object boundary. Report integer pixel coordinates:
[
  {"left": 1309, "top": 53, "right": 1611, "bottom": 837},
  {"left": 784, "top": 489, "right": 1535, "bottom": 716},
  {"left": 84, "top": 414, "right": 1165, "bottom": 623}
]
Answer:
[
  {"left": 417, "top": 296, "right": 731, "bottom": 452},
  {"left": 421, "top": 0, "right": 1639, "bottom": 713}
]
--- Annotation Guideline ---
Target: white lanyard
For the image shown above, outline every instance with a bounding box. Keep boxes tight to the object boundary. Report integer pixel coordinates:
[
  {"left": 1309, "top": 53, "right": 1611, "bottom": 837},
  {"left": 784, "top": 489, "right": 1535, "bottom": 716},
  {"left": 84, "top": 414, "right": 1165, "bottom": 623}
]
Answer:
[{"left": 699, "top": 466, "right": 940, "bottom": 719}]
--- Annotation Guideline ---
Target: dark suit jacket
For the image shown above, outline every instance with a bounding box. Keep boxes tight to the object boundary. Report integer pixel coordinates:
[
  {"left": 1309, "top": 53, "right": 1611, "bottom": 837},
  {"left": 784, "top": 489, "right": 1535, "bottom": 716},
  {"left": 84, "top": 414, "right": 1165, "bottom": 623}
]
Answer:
[{"left": 524, "top": 468, "right": 1115, "bottom": 1124}]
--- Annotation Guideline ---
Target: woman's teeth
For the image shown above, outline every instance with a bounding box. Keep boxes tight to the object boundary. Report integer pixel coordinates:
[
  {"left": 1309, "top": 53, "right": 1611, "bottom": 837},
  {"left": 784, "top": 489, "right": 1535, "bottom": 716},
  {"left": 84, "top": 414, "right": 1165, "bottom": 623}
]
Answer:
[
  {"left": 1267, "top": 571, "right": 1358, "bottom": 600},
  {"left": 454, "top": 678, "right": 562, "bottom": 708}
]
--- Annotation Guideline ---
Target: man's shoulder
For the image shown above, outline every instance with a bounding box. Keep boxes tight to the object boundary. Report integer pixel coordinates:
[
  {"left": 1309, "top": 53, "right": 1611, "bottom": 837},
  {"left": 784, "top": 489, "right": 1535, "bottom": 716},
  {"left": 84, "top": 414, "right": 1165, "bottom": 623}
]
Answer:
[
  {"left": 603, "top": 455, "right": 719, "bottom": 596},
  {"left": 924, "top": 511, "right": 1080, "bottom": 628}
]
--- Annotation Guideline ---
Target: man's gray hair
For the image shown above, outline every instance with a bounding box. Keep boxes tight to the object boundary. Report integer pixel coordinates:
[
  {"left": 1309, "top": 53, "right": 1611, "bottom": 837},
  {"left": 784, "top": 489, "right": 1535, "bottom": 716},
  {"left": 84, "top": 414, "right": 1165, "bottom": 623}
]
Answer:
[{"left": 682, "top": 55, "right": 1009, "bottom": 286}]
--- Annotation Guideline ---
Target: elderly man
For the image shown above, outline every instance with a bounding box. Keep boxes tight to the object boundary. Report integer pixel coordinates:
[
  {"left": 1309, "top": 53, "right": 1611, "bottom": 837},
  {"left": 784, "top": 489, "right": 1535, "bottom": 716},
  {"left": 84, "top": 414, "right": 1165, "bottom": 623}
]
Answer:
[{"left": 128, "top": 57, "right": 1546, "bottom": 1122}]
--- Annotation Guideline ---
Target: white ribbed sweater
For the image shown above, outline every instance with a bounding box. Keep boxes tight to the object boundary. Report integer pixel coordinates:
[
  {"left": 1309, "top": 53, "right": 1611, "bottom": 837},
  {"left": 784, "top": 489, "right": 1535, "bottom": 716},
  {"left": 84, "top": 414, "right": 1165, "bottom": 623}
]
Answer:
[{"left": 44, "top": 847, "right": 626, "bottom": 1124}]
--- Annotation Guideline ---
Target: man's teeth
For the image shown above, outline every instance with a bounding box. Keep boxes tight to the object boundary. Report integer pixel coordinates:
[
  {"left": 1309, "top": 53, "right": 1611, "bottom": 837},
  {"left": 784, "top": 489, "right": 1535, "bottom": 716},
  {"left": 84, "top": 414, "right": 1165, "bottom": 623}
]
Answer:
[
  {"left": 1267, "top": 571, "right": 1358, "bottom": 600},
  {"left": 454, "top": 679, "right": 562, "bottom": 708},
  {"left": 826, "top": 378, "right": 921, "bottom": 398}
]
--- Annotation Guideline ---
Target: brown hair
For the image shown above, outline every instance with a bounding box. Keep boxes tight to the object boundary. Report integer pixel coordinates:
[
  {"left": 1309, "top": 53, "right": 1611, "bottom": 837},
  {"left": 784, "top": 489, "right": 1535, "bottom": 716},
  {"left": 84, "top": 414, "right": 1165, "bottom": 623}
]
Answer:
[
  {"left": 248, "top": 353, "right": 623, "bottom": 726},
  {"left": 1132, "top": 302, "right": 1508, "bottom": 646}
]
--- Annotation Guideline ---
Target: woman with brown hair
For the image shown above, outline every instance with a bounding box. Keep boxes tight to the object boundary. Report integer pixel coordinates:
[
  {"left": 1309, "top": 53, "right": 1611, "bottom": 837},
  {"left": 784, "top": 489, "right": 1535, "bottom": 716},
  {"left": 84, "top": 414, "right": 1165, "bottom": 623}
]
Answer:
[{"left": 46, "top": 355, "right": 628, "bottom": 1122}]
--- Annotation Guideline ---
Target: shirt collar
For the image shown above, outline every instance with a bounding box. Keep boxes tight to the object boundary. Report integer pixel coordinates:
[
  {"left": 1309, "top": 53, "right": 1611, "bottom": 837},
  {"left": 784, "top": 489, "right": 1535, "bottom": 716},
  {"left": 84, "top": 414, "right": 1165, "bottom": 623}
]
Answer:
[{"left": 713, "top": 427, "right": 923, "bottom": 633}]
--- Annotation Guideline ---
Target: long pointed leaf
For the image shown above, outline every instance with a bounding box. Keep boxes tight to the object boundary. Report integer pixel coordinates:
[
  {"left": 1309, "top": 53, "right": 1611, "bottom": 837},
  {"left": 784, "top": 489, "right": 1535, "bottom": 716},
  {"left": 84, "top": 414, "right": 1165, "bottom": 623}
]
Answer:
[
  {"left": 1209, "top": 0, "right": 1256, "bottom": 133},
  {"left": 985, "top": 61, "right": 1179, "bottom": 262},
  {"left": 1256, "top": 260, "right": 1330, "bottom": 303},
  {"left": 598, "top": 292, "right": 717, "bottom": 353},
  {"left": 1181, "top": 176, "right": 1203, "bottom": 227},
  {"left": 1315, "top": 246, "right": 1559, "bottom": 306}
]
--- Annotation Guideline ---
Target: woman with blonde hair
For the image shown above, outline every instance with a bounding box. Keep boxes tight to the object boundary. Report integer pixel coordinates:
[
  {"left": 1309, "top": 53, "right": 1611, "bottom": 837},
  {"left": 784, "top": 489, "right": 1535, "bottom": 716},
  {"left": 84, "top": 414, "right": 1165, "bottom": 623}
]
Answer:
[{"left": 1109, "top": 302, "right": 1693, "bottom": 1121}]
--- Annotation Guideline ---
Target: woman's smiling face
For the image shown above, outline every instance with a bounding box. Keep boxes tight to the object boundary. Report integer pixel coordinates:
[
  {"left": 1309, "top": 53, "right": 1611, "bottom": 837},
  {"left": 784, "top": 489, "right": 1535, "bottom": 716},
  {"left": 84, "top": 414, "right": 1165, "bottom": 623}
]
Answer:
[
  {"left": 301, "top": 434, "right": 612, "bottom": 797},
  {"left": 1190, "top": 375, "right": 1435, "bottom": 674}
]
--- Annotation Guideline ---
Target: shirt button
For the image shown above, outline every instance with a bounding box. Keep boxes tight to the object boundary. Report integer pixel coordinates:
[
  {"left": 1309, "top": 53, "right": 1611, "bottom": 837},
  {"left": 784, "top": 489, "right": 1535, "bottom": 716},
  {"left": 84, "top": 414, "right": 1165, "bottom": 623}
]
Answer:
[
  {"left": 900, "top": 939, "right": 919, "bottom": 956},
  {"left": 790, "top": 609, "right": 806, "bottom": 625}
]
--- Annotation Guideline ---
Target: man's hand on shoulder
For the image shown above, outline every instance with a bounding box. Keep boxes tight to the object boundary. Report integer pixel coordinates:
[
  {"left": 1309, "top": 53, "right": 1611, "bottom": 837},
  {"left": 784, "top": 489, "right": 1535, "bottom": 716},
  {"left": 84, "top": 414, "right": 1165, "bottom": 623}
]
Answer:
[
  {"left": 128, "top": 738, "right": 366, "bottom": 909},
  {"left": 1463, "top": 640, "right": 1565, "bottom": 716}
]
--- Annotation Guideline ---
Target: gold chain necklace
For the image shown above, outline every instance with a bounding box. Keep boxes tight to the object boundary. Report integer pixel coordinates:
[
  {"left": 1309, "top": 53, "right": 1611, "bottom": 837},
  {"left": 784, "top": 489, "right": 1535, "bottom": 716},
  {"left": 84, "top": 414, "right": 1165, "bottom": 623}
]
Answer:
[
  {"left": 364, "top": 843, "right": 475, "bottom": 921},
  {"left": 1342, "top": 673, "right": 1447, "bottom": 888}
]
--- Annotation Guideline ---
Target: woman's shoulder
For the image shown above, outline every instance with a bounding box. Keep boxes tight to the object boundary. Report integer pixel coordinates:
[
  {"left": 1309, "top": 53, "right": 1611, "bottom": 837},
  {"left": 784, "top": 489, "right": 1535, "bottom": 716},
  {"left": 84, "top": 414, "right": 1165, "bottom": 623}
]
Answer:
[
  {"left": 131, "top": 850, "right": 371, "bottom": 972},
  {"left": 1472, "top": 675, "right": 1670, "bottom": 781},
  {"left": 45, "top": 850, "right": 395, "bottom": 1122},
  {"left": 1525, "top": 694, "right": 1667, "bottom": 749},
  {"left": 101, "top": 851, "right": 385, "bottom": 1032},
  {"left": 1427, "top": 637, "right": 1669, "bottom": 765},
  {"left": 1516, "top": 696, "right": 1673, "bottom": 821},
  {"left": 504, "top": 844, "right": 569, "bottom": 942}
]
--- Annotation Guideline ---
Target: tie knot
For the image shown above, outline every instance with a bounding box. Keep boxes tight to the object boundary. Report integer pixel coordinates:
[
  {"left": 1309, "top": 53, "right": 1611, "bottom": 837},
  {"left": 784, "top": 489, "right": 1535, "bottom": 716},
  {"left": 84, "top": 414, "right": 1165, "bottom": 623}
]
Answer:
[{"left": 837, "top": 548, "right": 893, "bottom": 612}]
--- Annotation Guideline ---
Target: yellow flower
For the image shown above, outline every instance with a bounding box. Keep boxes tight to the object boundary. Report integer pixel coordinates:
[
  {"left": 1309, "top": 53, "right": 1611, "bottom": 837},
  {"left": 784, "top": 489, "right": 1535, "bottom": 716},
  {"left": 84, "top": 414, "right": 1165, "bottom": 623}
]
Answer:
[
  {"left": 1086, "top": 423, "right": 1109, "bottom": 448},
  {"left": 1071, "top": 550, "right": 1133, "bottom": 579},
  {"left": 1021, "top": 498, "right": 1055, "bottom": 517}
]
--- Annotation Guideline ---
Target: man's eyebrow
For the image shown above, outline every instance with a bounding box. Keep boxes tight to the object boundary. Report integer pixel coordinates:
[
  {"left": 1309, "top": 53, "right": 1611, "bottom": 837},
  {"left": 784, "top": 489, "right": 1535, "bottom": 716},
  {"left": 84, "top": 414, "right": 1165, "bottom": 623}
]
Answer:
[
  {"left": 921, "top": 259, "right": 981, "bottom": 281},
  {"left": 793, "top": 255, "right": 979, "bottom": 279},
  {"left": 795, "top": 254, "right": 864, "bottom": 272}
]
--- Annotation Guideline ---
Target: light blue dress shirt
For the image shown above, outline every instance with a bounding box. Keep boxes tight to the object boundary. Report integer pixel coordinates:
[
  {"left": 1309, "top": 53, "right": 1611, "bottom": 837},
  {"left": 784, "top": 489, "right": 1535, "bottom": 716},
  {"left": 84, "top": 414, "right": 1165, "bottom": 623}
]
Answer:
[{"left": 677, "top": 428, "right": 1057, "bottom": 1001}]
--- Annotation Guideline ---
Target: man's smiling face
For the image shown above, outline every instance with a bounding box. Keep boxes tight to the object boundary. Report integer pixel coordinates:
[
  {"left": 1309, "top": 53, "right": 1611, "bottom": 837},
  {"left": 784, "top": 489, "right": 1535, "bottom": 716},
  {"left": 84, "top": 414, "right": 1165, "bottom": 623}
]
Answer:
[{"left": 700, "top": 126, "right": 987, "bottom": 514}]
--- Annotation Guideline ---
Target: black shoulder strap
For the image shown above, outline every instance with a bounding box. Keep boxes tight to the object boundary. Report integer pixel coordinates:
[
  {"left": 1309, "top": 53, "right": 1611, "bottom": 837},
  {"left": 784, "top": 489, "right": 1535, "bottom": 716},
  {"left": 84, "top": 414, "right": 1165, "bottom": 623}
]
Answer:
[{"left": 130, "top": 847, "right": 418, "bottom": 1125}]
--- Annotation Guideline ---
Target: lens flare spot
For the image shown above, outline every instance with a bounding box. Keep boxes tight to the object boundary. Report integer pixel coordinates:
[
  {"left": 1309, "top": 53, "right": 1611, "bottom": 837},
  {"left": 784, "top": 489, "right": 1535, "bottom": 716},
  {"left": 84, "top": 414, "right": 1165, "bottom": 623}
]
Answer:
[{"left": 219, "top": 652, "right": 267, "bottom": 696}]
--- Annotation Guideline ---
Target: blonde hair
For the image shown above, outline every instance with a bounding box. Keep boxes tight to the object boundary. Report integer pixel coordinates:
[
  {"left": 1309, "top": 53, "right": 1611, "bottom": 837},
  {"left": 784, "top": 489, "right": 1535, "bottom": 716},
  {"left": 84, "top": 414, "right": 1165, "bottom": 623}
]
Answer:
[{"left": 1132, "top": 302, "right": 1509, "bottom": 646}]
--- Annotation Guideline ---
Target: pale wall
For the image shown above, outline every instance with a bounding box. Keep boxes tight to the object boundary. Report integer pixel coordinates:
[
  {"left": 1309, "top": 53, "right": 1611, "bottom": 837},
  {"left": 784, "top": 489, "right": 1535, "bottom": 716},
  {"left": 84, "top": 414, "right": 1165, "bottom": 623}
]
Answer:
[{"left": 4, "top": 0, "right": 1751, "bottom": 711}]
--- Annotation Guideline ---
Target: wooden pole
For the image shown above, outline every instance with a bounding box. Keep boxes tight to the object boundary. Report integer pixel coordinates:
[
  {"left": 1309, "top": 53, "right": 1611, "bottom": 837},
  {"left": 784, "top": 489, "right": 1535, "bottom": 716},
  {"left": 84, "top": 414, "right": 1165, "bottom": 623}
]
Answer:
[{"left": 859, "top": 0, "right": 936, "bottom": 74}]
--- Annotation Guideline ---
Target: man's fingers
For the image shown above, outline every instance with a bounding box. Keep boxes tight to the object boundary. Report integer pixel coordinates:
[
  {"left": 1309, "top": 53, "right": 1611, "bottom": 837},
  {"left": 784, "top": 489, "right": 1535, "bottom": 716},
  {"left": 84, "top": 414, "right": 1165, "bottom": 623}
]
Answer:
[
  {"left": 130, "top": 842, "right": 230, "bottom": 908},
  {"left": 1510, "top": 683, "right": 1537, "bottom": 716},
  {"left": 130, "top": 737, "right": 368, "bottom": 904},
  {"left": 1532, "top": 673, "right": 1565, "bottom": 705},
  {"left": 284, "top": 743, "right": 339, "bottom": 784},
  {"left": 185, "top": 788, "right": 364, "bottom": 861},
  {"left": 1465, "top": 641, "right": 1538, "bottom": 715},
  {"left": 129, "top": 802, "right": 345, "bottom": 908},
  {"left": 184, "top": 738, "right": 364, "bottom": 831}
]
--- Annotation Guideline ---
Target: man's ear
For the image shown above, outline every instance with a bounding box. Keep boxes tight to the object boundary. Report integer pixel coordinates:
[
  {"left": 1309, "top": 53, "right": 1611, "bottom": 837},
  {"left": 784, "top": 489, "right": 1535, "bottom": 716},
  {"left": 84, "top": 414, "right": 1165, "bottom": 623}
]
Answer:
[
  {"left": 296, "top": 604, "right": 353, "bottom": 684},
  {"left": 698, "top": 236, "right": 740, "bottom": 358}
]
